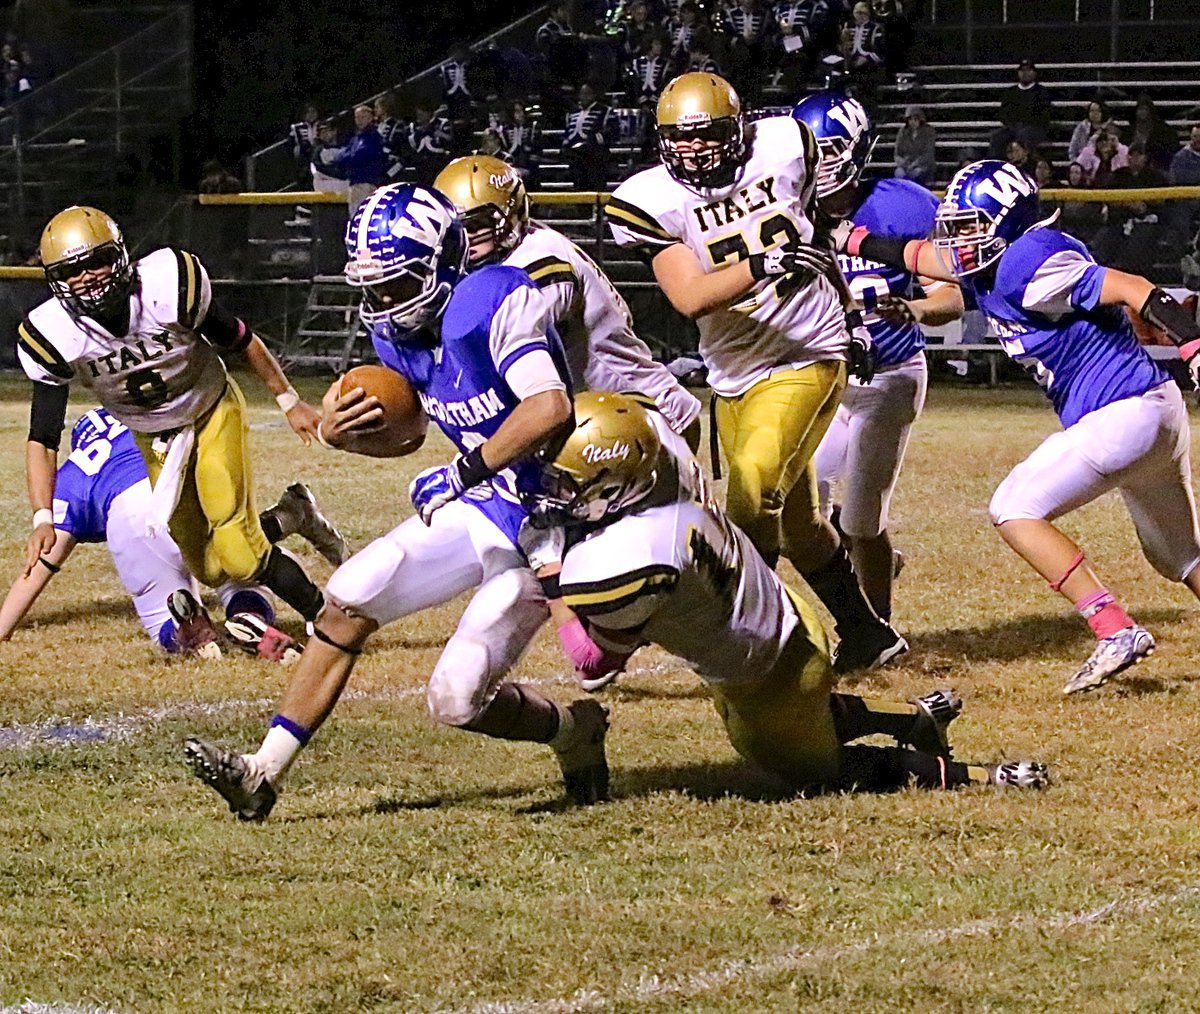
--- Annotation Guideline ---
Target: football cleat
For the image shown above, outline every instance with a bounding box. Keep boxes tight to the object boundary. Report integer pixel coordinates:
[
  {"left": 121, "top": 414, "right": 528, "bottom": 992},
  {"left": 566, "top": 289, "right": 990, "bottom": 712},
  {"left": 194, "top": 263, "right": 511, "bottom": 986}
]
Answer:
[
  {"left": 223, "top": 612, "right": 302, "bottom": 665},
  {"left": 263, "top": 483, "right": 350, "bottom": 565},
  {"left": 832, "top": 621, "right": 908, "bottom": 674},
  {"left": 892, "top": 549, "right": 905, "bottom": 579},
  {"left": 184, "top": 738, "right": 277, "bottom": 821},
  {"left": 1062, "top": 624, "right": 1155, "bottom": 695},
  {"left": 989, "top": 760, "right": 1050, "bottom": 789},
  {"left": 898, "top": 688, "right": 962, "bottom": 758},
  {"left": 167, "top": 589, "right": 223, "bottom": 660},
  {"left": 553, "top": 698, "right": 610, "bottom": 805}
]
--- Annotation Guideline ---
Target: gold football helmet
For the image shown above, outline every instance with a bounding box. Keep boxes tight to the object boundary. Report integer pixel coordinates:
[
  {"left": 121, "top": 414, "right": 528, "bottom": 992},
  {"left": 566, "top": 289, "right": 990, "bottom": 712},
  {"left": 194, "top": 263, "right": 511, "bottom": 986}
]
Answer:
[
  {"left": 526, "top": 391, "right": 661, "bottom": 526},
  {"left": 433, "top": 154, "right": 530, "bottom": 265},
  {"left": 656, "top": 72, "right": 745, "bottom": 190},
  {"left": 40, "top": 206, "right": 133, "bottom": 318}
]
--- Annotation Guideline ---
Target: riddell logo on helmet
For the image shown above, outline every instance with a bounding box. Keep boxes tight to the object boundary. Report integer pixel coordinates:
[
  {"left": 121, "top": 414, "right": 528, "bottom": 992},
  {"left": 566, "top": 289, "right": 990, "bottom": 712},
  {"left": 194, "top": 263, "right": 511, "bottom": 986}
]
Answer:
[{"left": 581, "top": 439, "right": 630, "bottom": 465}]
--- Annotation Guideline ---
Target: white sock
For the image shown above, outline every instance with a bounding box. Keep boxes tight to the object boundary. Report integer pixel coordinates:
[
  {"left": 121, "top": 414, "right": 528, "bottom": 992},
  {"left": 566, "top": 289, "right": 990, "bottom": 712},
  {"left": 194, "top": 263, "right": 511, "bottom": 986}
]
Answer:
[
  {"left": 247, "top": 724, "right": 305, "bottom": 784},
  {"left": 549, "top": 702, "right": 575, "bottom": 750}
]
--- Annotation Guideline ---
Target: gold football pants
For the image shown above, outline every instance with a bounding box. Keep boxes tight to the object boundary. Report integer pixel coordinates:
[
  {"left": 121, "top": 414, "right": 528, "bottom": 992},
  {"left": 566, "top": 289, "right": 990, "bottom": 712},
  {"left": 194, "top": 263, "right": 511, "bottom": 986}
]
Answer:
[
  {"left": 714, "top": 361, "right": 846, "bottom": 563},
  {"left": 709, "top": 589, "right": 841, "bottom": 787},
  {"left": 136, "top": 378, "right": 271, "bottom": 588}
]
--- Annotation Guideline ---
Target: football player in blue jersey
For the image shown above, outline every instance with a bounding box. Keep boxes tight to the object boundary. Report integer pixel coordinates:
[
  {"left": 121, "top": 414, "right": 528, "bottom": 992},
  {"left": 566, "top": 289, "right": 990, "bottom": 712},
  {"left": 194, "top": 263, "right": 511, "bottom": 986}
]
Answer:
[
  {"left": 836, "top": 158, "right": 1200, "bottom": 694},
  {"left": 0, "top": 407, "right": 346, "bottom": 661},
  {"left": 794, "top": 91, "right": 963, "bottom": 623},
  {"left": 1, "top": 408, "right": 348, "bottom": 662},
  {"left": 184, "top": 184, "right": 609, "bottom": 820}
]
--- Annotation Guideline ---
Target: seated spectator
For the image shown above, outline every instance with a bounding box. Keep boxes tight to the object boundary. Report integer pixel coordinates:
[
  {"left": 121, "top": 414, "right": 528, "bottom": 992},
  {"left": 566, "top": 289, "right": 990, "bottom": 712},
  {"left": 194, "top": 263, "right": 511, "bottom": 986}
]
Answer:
[
  {"left": 289, "top": 102, "right": 321, "bottom": 186},
  {"left": 374, "top": 91, "right": 410, "bottom": 183},
  {"left": 629, "top": 36, "right": 672, "bottom": 109},
  {"left": 408, "top": 102, "right": 455, "bottom": 186},
  {"left": 478, "top": 128, "right": 506, "bottom": 157},
  {"left": 562, "top": 82, "right": 614, "bottom": 192},
  {"left": 989, "top": 59, "right": 1053, "bottom": 159},
  {"left": 469, "top": 43, "right": 508, "bottom": 105},
  {"left": 841, "top": 5, "right": 885, "bottom": 107},
  {"left": 619, "top": 0, "right": 658, "bottom": 65},
  {"left": 1168, "top": 123, "right": 1200, "bottom": 249},
  {"left": 1129, "top": 93, "right": 1178, "bottom": 172},
  {"left": 685, "top": 31, "right": 722, "bottom": 75},
  {"left": 1077, "top": 128, "right": 1127, "bottom": 187},
  {"left": 1068, "top": 99, "right": 1117, "bottom": 164},
  {"left": 1033, "top": 158, "right": 1056, "bottom": 189},
  {"left": 1058, "top": 160, "right": 1103, "bottom": 246},
  {"left": 441, "top": 43, "right": 475, "bottom": 121},
  {"left": 198, "top": 160, "right": 242, "bottom": 194},
  {"left": 538, "top": 0, "right": 585, "bottom": 97},
  {"left": 774, "top": 1, "right": 832, "bottom": 93},
  {"left": 500, "top": 100, "right": 543, "bottom": 190},
  {"left": 669, "top": 2, "right": 708, "bottom": 75},
  {"left": 1092, "top": 142, "right": 1168, "bottom": 275},
  {"left": 723, "top": 0, "right": 773, "bottom": 109},
  {"left": 1005, "top": 137, "right": 1039, "bottom": 177},
  {"left": 319, "top": 104, "right": 388, "bottom": 210},
  {"left": 893, "top": 104, "right": 935, "bottom": 185},
  {"left": 17, "top": 43, "right": 45, "bottom": 89}
]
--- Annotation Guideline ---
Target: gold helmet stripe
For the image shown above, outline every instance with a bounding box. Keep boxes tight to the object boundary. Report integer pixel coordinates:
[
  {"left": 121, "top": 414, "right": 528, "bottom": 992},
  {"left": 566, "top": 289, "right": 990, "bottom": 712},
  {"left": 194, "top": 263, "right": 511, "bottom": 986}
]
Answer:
[
  {"left": 173, "top": 249, "right": 203, "bottom": 328},
  {"left": 17, "top": 318, "right": 72, "bottom": 379},
  {"left": 605, "top": 197, "right": 673, "bottom": 241},
  {"left": 561, "top": 565, "right": 679, "bottom": 614}
]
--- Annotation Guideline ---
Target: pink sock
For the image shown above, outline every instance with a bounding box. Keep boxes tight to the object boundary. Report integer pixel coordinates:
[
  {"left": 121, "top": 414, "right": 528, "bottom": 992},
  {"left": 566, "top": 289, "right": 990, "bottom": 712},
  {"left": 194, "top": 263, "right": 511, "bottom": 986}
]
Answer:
[{"left": 1077, "top": 589, "right": 1134, "bottom": 640}]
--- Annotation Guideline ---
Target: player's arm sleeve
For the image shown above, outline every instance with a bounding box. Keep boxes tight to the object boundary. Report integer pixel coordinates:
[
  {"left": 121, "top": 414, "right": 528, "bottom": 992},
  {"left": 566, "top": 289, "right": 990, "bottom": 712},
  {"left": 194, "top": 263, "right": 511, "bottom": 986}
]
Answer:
[
  {"left": 28, "top": 380, "right": 69, "bottom": 450},
  {"left": 1015, "top": 248, "right": 1106, "bottom": 315},
  {"left": 521, "top": 256, "right": 579, "bottom": 321},
  {"left": 17, "top": 317, "right": 73, "bottom": 386},
  {"left": 171, "top": 248, "right": 214, "bottom": 331},
  {"left": 560, "top": 564, "right": 679, "bottom": 628},
  {"left": 606, "top": 194, "right": 678, "bottom": 258},
  {"left": 488, "top": 284, "right": 569, "bottom": 399},
  {"left": 196, "top": 298, "right": 252, "bottom": 352}
]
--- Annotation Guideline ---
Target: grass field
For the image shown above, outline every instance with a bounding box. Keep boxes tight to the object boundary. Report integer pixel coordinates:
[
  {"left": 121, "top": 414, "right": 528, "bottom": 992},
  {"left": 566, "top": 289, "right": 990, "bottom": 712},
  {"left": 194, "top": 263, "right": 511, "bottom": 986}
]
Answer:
[{"left": 4, "top": 373, "right": 1200, "bottom": 1013}]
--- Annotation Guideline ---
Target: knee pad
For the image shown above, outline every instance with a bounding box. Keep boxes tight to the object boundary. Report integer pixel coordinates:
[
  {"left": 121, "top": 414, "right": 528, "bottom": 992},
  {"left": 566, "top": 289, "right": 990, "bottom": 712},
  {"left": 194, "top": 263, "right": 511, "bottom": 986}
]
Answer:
[{"left": 427, "top": 636, "right": 493, "bottom": 727}]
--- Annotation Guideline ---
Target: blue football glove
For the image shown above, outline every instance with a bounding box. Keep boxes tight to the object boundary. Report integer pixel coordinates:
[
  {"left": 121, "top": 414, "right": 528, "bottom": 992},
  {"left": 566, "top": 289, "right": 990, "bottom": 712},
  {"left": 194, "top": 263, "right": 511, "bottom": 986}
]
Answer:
[{"left": 409, "top": 446, "right": 494, "bottom": 525}]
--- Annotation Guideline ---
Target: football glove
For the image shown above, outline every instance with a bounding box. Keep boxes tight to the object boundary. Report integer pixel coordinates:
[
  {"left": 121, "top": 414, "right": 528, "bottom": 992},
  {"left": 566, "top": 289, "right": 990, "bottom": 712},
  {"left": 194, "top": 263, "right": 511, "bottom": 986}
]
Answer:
[
  {"left": 517, "top": 517, "right": 566, "bottom": 573},
  {"left": 409, "top": 462, "right": 464, "bottom": 525},
  {"left": 845, "top": 309, "right": 877, "bottom": 384},
  {"left": 749, "top": 243, "right": 834, "bottom": 282}
]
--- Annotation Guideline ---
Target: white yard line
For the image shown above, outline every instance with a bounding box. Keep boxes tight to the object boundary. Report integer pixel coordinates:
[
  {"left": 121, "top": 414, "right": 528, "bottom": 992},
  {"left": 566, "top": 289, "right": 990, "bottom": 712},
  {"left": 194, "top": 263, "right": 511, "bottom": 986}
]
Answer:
[{"left": 459, "top": 885, "right": 1200, "bottom": 1014}]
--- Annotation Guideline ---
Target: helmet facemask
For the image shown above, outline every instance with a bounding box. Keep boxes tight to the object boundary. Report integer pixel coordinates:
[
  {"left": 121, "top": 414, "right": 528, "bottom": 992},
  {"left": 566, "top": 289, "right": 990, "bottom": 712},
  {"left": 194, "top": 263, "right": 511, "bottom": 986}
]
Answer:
[
  {"left": 45, "top": 240, "right": 133, "bottom": 319},
  {"left": 658, "top": 115, "right": 745, "bottom": 191},
  {"left": 345, "top": 224, "right": 468, "bottom": 331},
  {"left": 933, "top": 205, "right": 1006, "bottom": 277},
  {"left": 461, "top": 197, "right": 527, "bottom": 267}
]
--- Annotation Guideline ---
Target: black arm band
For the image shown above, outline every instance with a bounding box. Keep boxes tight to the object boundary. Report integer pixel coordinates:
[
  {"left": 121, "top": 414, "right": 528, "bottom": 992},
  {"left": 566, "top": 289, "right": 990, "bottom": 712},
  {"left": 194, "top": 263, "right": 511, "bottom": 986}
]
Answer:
[
  {"left": 538, "top": 572, "right": 562, "bottom": 599},
  {"left": 457, "top": 445, "right": 495, "bottom": 489},
  {"left": 857, "top": 232, "right": 911, "bottom": 272},
  {"left": 28, "top": 381, "right": 69, "bottom": 449},
  {"left": 38, "top": 556, "right": 61, "bottom": 574},
  {"left": 197, "top": 299, "right": 252, "bottom": 352},
  {"left": 1140, "top": 287, "right": 1200, "bottom": 347}
]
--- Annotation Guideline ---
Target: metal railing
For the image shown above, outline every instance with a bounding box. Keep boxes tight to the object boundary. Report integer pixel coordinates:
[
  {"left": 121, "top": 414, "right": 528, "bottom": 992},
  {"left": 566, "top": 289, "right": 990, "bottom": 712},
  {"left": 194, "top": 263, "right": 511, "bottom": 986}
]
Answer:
[{"left": 245, "top": 3, "right": 551, "bottom": 192}]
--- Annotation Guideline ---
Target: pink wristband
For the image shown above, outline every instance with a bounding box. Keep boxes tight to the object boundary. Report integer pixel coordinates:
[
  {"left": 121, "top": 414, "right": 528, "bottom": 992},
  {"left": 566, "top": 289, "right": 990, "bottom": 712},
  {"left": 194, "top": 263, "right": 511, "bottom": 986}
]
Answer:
[
  {"left": 846, "top": 225, "right": 870, "bottom": 258},
  {"left": 1178, "top": 338, "right": 1200, "bottom": 361},
  {"left": 557, "top": 616, "right": 610, "bottom": 678}
]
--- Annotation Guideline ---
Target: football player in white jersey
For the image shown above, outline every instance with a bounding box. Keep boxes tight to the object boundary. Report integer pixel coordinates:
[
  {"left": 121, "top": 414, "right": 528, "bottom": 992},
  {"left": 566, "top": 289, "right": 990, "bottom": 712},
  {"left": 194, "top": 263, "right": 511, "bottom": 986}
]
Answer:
[
  {"left": 519, "top": 392, "right": 1049, "bottom": 793},
  {"left": 606, "top": 71, "right": 903, "bottom": 673},
  {"left": 431, "top": 153, "right": 703, "bottom": 444},
  {"left": 18, "top": 207, "right": 332, "bottom": 644}
]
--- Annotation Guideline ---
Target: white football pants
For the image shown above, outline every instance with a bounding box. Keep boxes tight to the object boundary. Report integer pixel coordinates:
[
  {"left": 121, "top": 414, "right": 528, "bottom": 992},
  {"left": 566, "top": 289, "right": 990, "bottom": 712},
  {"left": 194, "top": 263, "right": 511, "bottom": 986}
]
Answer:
[
  {"left": 989, "top": 381, "right": 1200, "bottom": 582},
  {"left": 814, "top": 352, "right": 928, "bottom": 539},
  {"left": 324, "top": 500, "right": 548, "bottom": 726}
]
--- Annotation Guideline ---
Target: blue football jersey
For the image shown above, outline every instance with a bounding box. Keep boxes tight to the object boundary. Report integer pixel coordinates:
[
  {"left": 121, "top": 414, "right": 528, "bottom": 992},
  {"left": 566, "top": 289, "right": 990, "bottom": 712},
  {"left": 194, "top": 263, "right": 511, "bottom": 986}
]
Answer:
[
  {"left": 372, "top": 264, "right": 571, "bottom": 545},
  {"left": 53, "top": 409, "right": 147, "bottom": 543},
  {"left": 836, "top": 178, "right": 939, "bottom": 368},
  {"left": 965, "top": 228, "right": 1169, "bottom": 427}
]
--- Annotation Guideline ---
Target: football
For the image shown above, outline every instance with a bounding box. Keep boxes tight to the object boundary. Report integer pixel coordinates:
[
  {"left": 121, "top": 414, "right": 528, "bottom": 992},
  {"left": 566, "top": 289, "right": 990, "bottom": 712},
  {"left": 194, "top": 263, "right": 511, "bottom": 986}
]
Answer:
[{"left": 339, "top": 364, "right": 427, "bottom": 455}]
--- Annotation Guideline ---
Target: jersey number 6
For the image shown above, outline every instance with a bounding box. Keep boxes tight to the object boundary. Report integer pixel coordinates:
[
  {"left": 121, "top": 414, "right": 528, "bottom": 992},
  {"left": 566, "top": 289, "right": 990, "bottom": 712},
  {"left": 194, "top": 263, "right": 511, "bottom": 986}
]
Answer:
[{"left": 125, "top": 367, "right": 171, "bottom": 408}]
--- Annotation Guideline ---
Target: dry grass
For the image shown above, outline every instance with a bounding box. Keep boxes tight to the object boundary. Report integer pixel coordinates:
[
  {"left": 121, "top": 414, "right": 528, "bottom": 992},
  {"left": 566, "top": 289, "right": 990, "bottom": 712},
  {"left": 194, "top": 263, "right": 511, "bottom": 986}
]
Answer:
[{"left": 2, "top": 373, "right": 1200, "bottom": 1012}]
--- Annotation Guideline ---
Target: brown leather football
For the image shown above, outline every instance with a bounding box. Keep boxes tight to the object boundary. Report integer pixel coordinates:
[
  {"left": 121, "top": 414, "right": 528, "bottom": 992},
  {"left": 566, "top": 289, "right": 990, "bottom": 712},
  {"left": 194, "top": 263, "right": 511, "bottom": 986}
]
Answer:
[{"left": 339, "top": 364, "right": 427, "bottom": 453}]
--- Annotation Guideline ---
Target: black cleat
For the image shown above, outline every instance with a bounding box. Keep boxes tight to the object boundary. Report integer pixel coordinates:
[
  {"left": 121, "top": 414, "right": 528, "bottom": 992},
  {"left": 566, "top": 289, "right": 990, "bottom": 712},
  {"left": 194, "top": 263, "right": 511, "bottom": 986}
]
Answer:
[
  {"left": 553, "top": 699, "right": 610, "bottom": 805},
  {"left": 263, "top": 482, "right": 350, "bottom": 566},
  {"left": 832, "top": 621, "right": 908, "bottom": 674},
  {"left": 898, "top": 688, "right": 962, "bottom": 758},
  {"left": 184, "top": 737, "right": 277, "bottom": 821}
]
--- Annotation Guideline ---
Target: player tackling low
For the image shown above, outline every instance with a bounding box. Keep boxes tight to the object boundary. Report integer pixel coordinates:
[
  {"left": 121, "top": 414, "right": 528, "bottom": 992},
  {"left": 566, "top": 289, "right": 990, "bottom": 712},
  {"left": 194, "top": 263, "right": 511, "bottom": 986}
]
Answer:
[
  {"left": 518, "top": 392, "right": 1048, "bottom": 792},
  {"left": 836, "top": 159, "right": 1200, "bottom": 693}
]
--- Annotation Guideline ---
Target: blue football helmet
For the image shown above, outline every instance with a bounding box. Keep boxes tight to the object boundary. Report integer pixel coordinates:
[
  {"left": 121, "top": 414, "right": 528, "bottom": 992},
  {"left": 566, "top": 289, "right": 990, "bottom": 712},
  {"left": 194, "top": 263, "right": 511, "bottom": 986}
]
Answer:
[
  {"left": 70, "top": 407, "right": 115, "bottom": 451},
  {"left": 344, "top": 184, "right": 469, "bottom": 331},
  {"left": 933, "top": 159, "right": 1043, "bottom": 277},
  {"left": 790, "top": 91, "right": 875, "bottom": 203}
]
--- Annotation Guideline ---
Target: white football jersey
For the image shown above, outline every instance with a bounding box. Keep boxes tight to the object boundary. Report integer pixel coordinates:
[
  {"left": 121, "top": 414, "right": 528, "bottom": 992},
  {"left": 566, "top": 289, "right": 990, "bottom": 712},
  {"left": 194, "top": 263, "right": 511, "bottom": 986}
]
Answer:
[
  {"left": 559, "top": 493, "right": 799, "bottom": 688},
  {"left": 607, "top": 115, "right": 848, "bottom": 396},
  {"left": 505, "top": 222, "right": 701, "bottom": 432},
  {"left": 17, "top": 247, "right": 228, "bottom": 433}
]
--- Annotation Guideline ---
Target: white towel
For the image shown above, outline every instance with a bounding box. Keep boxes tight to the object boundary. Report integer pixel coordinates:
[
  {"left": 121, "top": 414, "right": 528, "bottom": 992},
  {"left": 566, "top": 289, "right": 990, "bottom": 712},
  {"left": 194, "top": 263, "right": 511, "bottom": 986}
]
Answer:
[{"left": 145, "top": 427, "right": 195, "bottom": 539}]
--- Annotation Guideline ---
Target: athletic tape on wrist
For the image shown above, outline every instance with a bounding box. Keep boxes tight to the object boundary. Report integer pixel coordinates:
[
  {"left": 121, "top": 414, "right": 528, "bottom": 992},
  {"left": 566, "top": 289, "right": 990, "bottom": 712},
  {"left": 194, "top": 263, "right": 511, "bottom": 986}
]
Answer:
[
  {"left": 275, "top": 386, "right": 301, "bottom": 414},
  {"left": 32, "top": 508, "right": 53, "bottom": 530}
]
